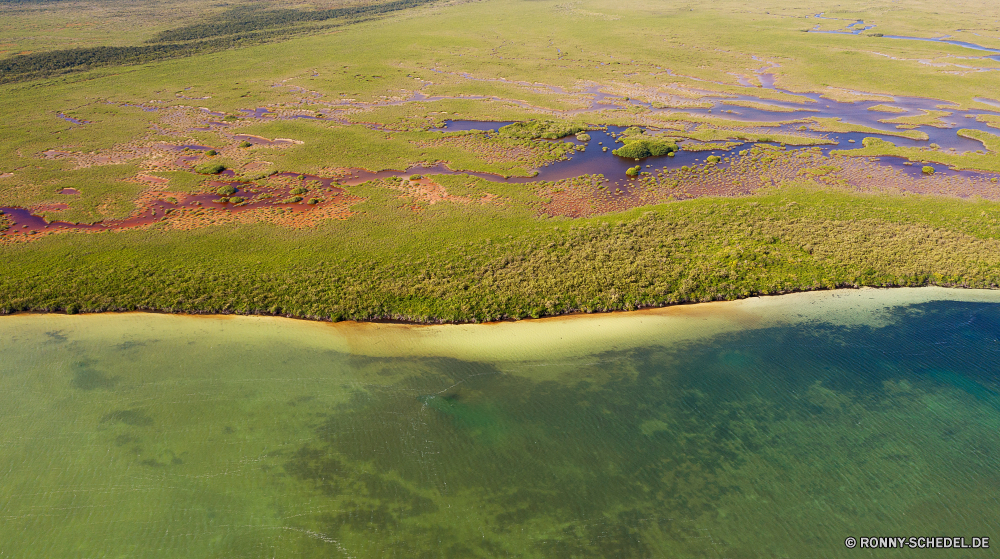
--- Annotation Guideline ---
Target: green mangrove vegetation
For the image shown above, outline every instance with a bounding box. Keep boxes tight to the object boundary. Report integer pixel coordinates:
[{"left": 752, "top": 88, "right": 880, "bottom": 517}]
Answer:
[
  {"left": 613, "top": 138, "right": 679, "bottom": 159},
  {"left": 149, "top": 0, "right": 440, "bottom": 43},
  {"left": 498, "top": 120, "right": 590, "bottom": 140},
  {"left": 0, "top": 0, "right": 440, "bottom": 83},
  {"left": 5, "top": 184, "right": 1000, "bottom": 322},
  {"left": 3, "top": 0, "right": 1000, "bottom": 324}
]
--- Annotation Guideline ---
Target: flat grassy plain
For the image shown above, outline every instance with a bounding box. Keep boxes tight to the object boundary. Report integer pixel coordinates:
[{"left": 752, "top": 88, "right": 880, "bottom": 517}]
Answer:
[{"left": 4, "top": 0, "right": 1000, "bottom": 321}]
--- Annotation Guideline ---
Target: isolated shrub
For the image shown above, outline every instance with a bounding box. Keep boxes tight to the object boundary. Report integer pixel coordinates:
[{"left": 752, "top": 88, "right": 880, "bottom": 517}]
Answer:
[
  {"left": 290, "top": 187, "right": 308, "bottom": 195},
  {"left": 707, "top": 155, "right": 722, "bottom": 164},
  {"left": 239, "top": 141, "right": 253, "bottom": 148},
  {"left": 216, "top": 185, "right": 237, "bottom": 196},
  {"left": 409, "top": 174, "right": 422, "bottom": 180},
  {"left": 206, "top": 149, "right": 218, "bottom": 156},
  {"left": 196, "top": 163, "right": 226, "bottom": 174},
  {"left": 498, "top": 120, "right": 587, "bottom": 139},
  {"left": 922, "top": 166, "right": 935, "bottom": 175},
  {"left": 576, "top": 133, "right": 591, "bottom": 142},
  {"left": 613, "top": 138, "right": 678, "bottom": 159},
  {"left": 228, "top": 196, "right": 245, "bottom": 204},
  {"left": 625, "top": 165, "right": 641, "bottom": 177},
  {"left": 307, "top": 198, "right": 320, "bottom": 205},
  {"left": 281, "top": 196, "right": 303, "bottom": 204}
]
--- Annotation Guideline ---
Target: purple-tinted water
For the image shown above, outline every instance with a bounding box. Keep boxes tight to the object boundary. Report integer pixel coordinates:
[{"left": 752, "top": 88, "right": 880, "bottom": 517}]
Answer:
[
  {"left": 240, "top": 108, "right": 275, "bottom": 118},
  {"left": 882, "top": 35, "right": 1000, "bottom": 54},
  {"left": 57, "top": 113, "right": 87, "bottom": 125}
]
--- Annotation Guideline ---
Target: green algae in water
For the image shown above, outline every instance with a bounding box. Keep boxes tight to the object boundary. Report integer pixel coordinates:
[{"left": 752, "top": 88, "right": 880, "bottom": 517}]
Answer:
[{"left": 0, "top": 293, "right": 999, "bottom": 557}]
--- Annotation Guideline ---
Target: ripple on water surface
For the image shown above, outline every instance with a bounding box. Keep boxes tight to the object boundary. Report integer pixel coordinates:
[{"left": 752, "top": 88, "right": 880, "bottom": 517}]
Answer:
[{"left": 0, "top": 288, "right": 998, "bottom": 557}]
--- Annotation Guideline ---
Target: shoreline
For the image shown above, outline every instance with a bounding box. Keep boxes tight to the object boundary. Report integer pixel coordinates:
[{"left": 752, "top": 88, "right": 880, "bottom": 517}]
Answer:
[
  {"left": 4, "top": 283, "right": 999, "bottom": 328},
  {"left": 7, "top": 285, "right": 1000, "bottom": 362}
]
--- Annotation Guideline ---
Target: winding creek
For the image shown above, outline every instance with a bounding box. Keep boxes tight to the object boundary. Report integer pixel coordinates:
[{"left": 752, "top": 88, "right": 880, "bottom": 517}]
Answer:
[{"left": 1, "top": 288, "right": 998, "bottom": 556}]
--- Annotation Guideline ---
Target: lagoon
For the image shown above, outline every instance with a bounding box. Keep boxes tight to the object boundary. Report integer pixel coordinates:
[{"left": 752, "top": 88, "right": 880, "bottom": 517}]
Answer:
[{"left": 1, "top": 288, "right": 998, "bottom": 557}]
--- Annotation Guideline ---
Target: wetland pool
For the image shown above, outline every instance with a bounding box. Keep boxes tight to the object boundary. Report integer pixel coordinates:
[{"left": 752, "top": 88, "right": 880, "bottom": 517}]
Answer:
[{"left": 1, "top": 287, "right": 999, "bottom": 557}]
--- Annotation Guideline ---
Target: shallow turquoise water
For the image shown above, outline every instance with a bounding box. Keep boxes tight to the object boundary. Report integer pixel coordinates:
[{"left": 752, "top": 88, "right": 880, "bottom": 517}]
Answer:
[{"left": 0, "top": 291, "right": 998, "bottom": 557}]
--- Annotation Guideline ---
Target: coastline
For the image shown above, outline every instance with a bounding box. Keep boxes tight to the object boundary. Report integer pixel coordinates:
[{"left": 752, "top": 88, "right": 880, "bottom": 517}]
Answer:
[
  {"left": 5, "top": 285, "right": 1000, "bottom": 363},
  {"left": 3, "top": 283, "right": 998, "bottom": 326}
]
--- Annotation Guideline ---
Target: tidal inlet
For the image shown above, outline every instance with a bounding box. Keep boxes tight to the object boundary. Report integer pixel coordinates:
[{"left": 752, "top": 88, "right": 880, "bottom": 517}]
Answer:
[{"left": 4, "top": 0, "right": 1000, "bottom": 556}]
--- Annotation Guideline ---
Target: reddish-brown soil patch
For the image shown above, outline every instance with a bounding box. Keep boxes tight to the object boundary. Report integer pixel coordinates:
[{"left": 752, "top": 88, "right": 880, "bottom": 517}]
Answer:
[
  {"left": 162, "top": 194, "right": 363, "bottom": 230},
  {"left": 32, "top": 203, "right": 69, "bottom": 213},
  {"left": 388, "top": 177, "right": 496, "bottom": 207},
  {"left": 134, "top": 175, "right": 170, "bottom": 185}
]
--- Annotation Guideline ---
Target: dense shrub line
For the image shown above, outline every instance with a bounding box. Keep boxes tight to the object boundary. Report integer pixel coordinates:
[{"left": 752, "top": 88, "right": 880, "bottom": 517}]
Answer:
[
  {"left": 150, "top": 0, "right": 438, "bottom": 43},
  {"left": 3, "top": 193, "right": 999, "bottom": 323},
  {"left": 0, "top": 31, "right": 285, "bottom": 83},
  {"left": 0, "top": 0, "right": 437, "bottom": 83}
]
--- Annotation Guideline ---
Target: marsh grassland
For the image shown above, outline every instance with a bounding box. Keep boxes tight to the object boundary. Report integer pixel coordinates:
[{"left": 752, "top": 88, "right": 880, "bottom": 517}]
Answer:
[
  {"left": 6, "top": 2, "right": 1000, "bottom": 557},
  {"left": 4, "top": 0, "right": 1000, "bottom": 320}
]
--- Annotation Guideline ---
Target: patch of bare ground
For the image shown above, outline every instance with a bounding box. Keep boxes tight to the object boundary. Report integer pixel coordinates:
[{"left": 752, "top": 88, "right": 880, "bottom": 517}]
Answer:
[
  {"left": 387, "top": 177, "right": 497, "bottom": 207},
  {"left": 158, "top": 106, "right": 224, "bottom": 131},
  {"left": 243, "top": 161, "right": 272, "bottom": 172},
  {"left": 543, "top": 186, "right": 599, "bottom": 218},
  {"left": 39, "top": 146, "right": 154, "bottom": 168},
  {"left": 537, "top": 147, "right": 1000, "bottom": 217},
  {"left": 131, "top": 174, "right": 171, "bottom": 186},
  {"left": 40, "top": 139, "right": 207, "bottom": 170},
  {"left": 30, "top": 203, "right": 69, "bottom": 213},
  {"left": 603, "top": 82, "right": 718, "bottom": 109}
]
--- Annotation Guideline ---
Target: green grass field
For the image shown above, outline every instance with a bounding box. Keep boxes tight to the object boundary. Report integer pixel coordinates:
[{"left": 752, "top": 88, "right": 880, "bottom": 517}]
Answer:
[{"left": 4, "top": 0, "right": 1000, "bottom": 321}]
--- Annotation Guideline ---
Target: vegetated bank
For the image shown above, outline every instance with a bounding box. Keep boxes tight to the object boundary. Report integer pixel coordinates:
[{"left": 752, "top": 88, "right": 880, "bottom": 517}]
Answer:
[{"left": 4, "top": 183, "right": 1000, "bottom": 323}]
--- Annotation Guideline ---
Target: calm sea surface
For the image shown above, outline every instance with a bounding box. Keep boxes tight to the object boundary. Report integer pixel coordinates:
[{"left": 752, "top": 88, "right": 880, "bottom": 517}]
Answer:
[{"left": 1, "top": 288, "right": 998, "bottom": 558}]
